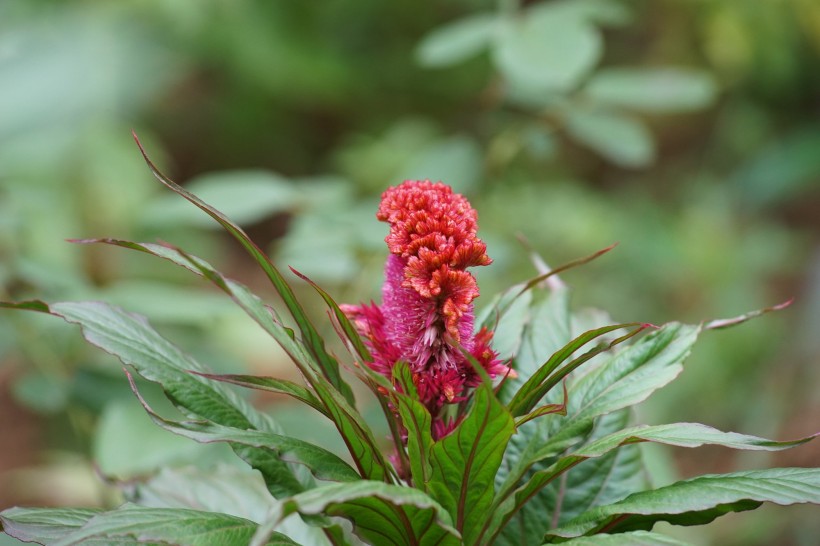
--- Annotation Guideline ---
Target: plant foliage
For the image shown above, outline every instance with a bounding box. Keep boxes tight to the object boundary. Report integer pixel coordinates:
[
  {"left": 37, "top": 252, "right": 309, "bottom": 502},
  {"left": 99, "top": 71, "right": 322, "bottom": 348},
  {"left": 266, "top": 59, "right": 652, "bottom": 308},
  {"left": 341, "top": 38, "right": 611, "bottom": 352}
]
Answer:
[{"left": 1, "top": 139, "right": 818, "bottom": 546}]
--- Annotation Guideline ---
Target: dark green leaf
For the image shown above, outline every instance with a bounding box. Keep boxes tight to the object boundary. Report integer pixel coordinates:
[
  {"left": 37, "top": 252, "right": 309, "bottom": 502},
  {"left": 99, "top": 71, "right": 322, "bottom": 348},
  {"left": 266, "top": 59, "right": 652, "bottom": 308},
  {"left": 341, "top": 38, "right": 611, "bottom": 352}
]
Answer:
[
  {"left": 251, "top": 481, "right": 460, "bottom": 546},
  {"left": 429, "top": 385, "right": 515, "bottom": 545},
  {"left": 545, "top": 468, "right": 820, "bottom": 539}
]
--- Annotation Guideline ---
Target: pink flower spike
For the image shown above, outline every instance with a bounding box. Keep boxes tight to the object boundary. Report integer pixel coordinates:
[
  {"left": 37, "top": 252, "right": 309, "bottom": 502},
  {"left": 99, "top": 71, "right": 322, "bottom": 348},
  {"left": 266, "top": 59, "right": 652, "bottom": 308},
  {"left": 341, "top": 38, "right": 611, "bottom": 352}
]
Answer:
[{"left": 343, "top": 180, "right": 513, "bottom": 426}]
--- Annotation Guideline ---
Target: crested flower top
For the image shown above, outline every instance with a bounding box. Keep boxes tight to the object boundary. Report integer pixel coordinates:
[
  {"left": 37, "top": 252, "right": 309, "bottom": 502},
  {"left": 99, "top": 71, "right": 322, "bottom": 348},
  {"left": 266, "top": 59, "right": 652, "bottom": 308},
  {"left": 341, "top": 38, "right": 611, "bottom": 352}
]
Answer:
[
  {"left": 376, "top": 181, "right": 492, "bottom": 340},
  {"left": 343, "top": 180, "right": 512, "bottom": 437}
]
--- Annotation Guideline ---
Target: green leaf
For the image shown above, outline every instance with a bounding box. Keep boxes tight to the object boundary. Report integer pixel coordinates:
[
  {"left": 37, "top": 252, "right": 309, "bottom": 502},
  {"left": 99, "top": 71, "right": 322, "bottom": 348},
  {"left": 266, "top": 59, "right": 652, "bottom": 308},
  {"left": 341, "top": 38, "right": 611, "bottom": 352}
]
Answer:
[
  {"left": 481, "top": 324, "right": 703, "bottom": 544},
  {"left": 555, "top": 531, "right": 693, "bottom": 545},
  {"left": 127, "top": 465, "right": 276, "bottom": 522},
  {"left": 132, "top": 134, "right": 355, "bottom": 406},
  {"left": 251, "top": 481, "right": 461, "bottom": 546},
  {"left": 65, "top": 504, "right": 295, "bottom": 546},
  {"left": 565, "top": 323, "right": 699, "bottom": 425},
  {"left": 545, "top": 468, "right": 820, "bottom": 539},
  {"left": 192, "top": 373, "right": 329, "bottom": 418},
  {"left": 1, "top": 299, "right": 311, "bottom": 498},
  {"left": 94, "top": 397, "right": 226, "bottom": 477},
  {"left": 732, "top": 128, "right": 820, "bottom": 208},
  {"left": 538, "top": 410, "right": 648, "bottom": 531},
  {"left": 507, "top": 322, "right": 644, "bottom": 417},
  {"left": 492, "top": 7, "right": 602, "bottom": 92},
  {"left": 392, "top": 361, "right": 435, "bottom": 492},
  {"left": 415, "top": 13, "right": 497, "bottom": 68},
  {"left": 488, "top": 422, "right": 817, "bottom": 544},
  {"left": 126, "top": 466, "right": 330, "bottom": 545},
  {"left": 565, "top": 109, "right": 655, "bottom": 168},
  {"left": 127, "top": 374, "right": 361, "bottom": 483},
  {"left": 69, "top": 239, "right": 395, "bottom": 484},
  {"left": 429, "top": 385, "right": 515, "bottom": 545},
  {"left": 582, "top": 68, "right": 718, "bottom": 113},
  {"left": 290, "top": 267, "right": 373, "bottom": 363},
  {"left": 0, "top": 505, "right": 297, "bottom": 546},
  {"left": 0, "top": 507, "right": 100, "bottom": 544},
  {"left": 141, "top": 170, "right": 299, "bottom": 228}
]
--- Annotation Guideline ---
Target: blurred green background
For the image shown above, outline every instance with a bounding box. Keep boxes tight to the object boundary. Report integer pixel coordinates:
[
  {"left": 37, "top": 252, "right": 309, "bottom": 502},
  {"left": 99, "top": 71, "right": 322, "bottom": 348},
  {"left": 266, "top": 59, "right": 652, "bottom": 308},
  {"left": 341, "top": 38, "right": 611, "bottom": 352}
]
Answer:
[{"left": 1, "top": 0, "right": 819, "bottom": 544}]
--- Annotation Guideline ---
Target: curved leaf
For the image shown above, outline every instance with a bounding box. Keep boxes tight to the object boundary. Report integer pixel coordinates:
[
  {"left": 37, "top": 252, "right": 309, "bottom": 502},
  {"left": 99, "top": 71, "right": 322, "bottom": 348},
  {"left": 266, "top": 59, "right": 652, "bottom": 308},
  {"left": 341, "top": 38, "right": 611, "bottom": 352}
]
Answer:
[
  {"left": 192, "top": 373, "right": 329, "bottom": 418},
  {"left": 392, "top": 361, "right": 435, "bottom": 491},
  {"left": 1, "top": 299, "right": 312, "bottom": 498},
  {"left": 507, "top": 322, "right": 644, "bottom": 417},
  {"left": 289, "top": 267, "right": 373, "bottom": 364},
  {"left": 1, "top": 505, "right": 297, "bottom": 546},
  {"left": 251, "top": 481, "right": 460, "bottom": 546},
  {"left": 553, "top": 530, "right": 692, "bottom": 545},
  {"left": 429, "top": 385, "right": 515, "bottom": 545},
  {"left": 69, "top": 239, "right": 395, "bottom": 484},
  {"left": 132, "top": 133, "right": 355, "bottom": 405},
  {"left": 487, "top": 423, "right": 818, "bottom": 543},
  {"left": 476, "top": 245, "right": 614, "bottom": 334},
  {"left": 415, "top": 13, "right": 497, "bottom": 68},
  {"left": 0, "top": 507, "right": 100, "bottom": 544},
  {"left": 127, "top": 373, "right": 360, "bottom": 483},
  {"left": 545, "top": 468, "right": 820, "bottom": 540}
]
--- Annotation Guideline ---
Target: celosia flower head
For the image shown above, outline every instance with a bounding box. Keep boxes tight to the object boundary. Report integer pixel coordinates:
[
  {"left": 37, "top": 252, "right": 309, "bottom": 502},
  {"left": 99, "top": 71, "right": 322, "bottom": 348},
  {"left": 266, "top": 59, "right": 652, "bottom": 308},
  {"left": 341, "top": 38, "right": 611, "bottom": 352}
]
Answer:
[{"left": 343, "top": 180, "right": 512, "bottom": 428}]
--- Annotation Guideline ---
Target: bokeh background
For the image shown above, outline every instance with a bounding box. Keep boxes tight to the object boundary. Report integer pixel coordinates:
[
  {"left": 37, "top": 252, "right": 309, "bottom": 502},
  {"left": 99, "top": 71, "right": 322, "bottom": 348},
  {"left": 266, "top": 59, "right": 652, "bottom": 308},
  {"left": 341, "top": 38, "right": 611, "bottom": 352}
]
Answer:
[{"left": 1, "top": 1, "right": 819, "bottom": 544}]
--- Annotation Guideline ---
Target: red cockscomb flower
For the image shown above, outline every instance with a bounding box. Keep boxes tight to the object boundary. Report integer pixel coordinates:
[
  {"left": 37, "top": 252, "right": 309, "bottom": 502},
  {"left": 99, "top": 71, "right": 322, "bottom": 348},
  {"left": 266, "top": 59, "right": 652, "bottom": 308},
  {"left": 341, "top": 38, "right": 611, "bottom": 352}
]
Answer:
[{"left": 342, "top": 180, "right": 513, "bottom": 435}]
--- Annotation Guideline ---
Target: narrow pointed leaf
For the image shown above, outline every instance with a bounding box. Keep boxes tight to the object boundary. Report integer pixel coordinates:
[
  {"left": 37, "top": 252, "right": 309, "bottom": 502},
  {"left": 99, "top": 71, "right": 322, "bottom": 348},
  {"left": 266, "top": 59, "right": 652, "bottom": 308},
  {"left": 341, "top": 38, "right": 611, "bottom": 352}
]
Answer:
[
  {"left": 704, "top": 298, "right": 793, "bottom": 330},
  {"left": 251, "top": 481, "right": 460, "bottom": 546},
  {"left": 514, "top": 381, "right": 568, "bottom": 427},
  {"left": 70, "top": 239, "right": 393, "bottom": 483},
  {"left": 428, "top": 384, "right": 515, "bottom": 545},
  {"left": 477, "top": 245, "right": 613, "bottom": 332},
  {"left": 507, "top": 322, "right": 642, "bottom": 417},
  {"left": 545, "top": 468, "right": 820, "bottom": 540},
  {"left": 290, "top": 267, "right": 373, "bottom": 363},
  {"left": 132, "top": 134, "right": 354, "bottom": 405},
  {"left": 392, "top": 361, "right": 435, "bottom": 491}
]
